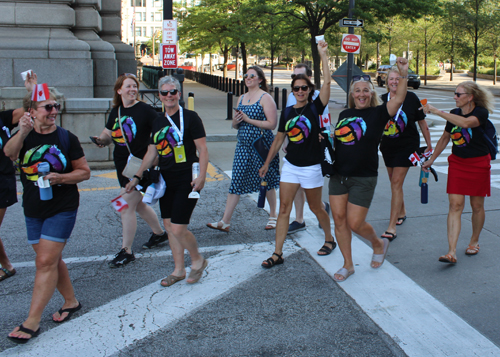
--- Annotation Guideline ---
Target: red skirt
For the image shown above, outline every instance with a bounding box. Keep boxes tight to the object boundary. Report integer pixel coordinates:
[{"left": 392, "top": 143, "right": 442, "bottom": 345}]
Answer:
[{"left": 447, "top": 153, "right": 490, "bottom": 197}]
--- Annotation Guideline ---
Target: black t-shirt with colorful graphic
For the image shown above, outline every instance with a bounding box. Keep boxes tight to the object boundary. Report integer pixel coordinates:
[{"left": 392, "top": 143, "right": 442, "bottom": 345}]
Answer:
[
  {"left": 105, "top": 101, "right": 158, "bottom": 169},
  {"left": 334, "top": 103, "right": 391, "bottom": 177},
  {"left": 0, "top": 110, "right": 18, "bottom": 175},
  {"left": 151, "top": 108, "right": 206, "bottom": 172},
  {"left": 18, "top": 128, "right": 85, "bottom": 218},
  {"left": 445, "top": 106, "right": 489, "bottom": 158},
  {"left": 278, "top": 96, "right": 326, "bottom": 167},
  {"left": 379, "top": 91, "right": 425, "bottom": 153}
]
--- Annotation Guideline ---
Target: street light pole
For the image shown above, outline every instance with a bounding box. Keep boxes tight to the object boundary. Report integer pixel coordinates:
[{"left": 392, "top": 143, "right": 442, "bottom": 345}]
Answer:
[{"left": 346, "top": 0, "right": 355, "bottom": 107}]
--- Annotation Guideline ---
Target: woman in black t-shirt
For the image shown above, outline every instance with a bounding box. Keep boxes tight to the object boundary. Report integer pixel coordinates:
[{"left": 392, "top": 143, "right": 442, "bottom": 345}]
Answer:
[
  {"left": 422, "top": 81, "right": 494, "bottom": 264},
  {"left": 329, "top": 58, "right": 409, "bottom": 282},
  {"left": 258, "top": 40, "right": 334, "bottom": 268},
  {"left": 380, "top": 68, "right": 432, "bottom": 241},
  {"left": 92, "top": 74, "right": 166, "bottom": 268},
  {"left": 5, "top": 89, "right": 91, "bottom": 343},
  {"left": 126, "top": 76, "right": 209, "bottom": 287}
]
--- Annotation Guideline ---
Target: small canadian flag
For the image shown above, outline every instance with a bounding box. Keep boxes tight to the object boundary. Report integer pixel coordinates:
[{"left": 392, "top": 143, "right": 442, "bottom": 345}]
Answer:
[
  {"left": 409, "top": 152, "right": 421, "bottom": 166},
  {"left": 111, "top": 195, "right": 129, "bottom": 212},
  {"left": 31, "top": 83, "right": 50, "bottom": 101}
]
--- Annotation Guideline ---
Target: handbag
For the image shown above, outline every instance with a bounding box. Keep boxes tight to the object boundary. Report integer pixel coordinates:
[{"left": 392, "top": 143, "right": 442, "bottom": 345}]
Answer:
[
  {"left": 252, "top": 129, "right": 270, "bottom": 162},
  {"left": 118, "top": 107, "right": 143, "bottom": 178}
]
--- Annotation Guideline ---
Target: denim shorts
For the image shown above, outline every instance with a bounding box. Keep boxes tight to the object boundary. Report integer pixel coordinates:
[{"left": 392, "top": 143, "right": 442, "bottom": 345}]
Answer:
[{"left": 25, "top": 210, "right": 78, "bottom": 244}]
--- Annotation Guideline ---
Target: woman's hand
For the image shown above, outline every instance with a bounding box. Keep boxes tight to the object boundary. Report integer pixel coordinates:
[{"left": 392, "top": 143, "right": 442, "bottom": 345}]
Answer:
[
  {"left": 238, "top": 110, "right": 250, "bottom": 124},
  {"left": 25, "top": 71, "right": 37, "bottom": 92},
  {"left": 91, "top": 136, "right": 106, "bottom": 148},
  {"left": 422, "top": 103, "right": 439, "bottom": 115},
  {"left": 19, "top": 113, "right": 34, "bottom": 135},
  {"left": 421, "top": 159, "right": 434, "bottom": 173},
  {"left": 317, "top": 40, "right": 328, "bottom": 55},
  {"left": 396, "top": 57, "right": 408, "bottom": 75},
  {"left": 45, "top": 173, "right": 63, "bottom": 185},
  {"left": 258, "top": 164, "right": 269, "bottom": 178},
  {"left": 125, "top": 177, "right": 139, "bottom": 193},
  {"left": 191, "top": 176, "right": 205, "bottom": 192}
]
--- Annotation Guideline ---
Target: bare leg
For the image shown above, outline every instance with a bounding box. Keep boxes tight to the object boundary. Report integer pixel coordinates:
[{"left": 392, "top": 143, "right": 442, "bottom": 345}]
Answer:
[
  {"left": 384, "top": 167, "right": 409, "bottom": 235},
  {"left": 221, "top": 193, "right": 240, "bottom": 224},
  {"left": 119, "top": 189, "right": 143, "bottom": 253},
  {"left": 447, "top": 194, "right": 465, "bottom": 259},
  {"left": 330, "top": 194, "right": 354, "bottom": 279},
  {"left": 9, "top": 240, "right": 70, "bottom": 339},
  {"left": 52, "top": 258, "right": 80, "bottom": 321},
  {"left": 164, "top": 219, "right": 204, "bottom": 283},
  {"left": 346, "top": 203, "right": 385, "bottom": 268},
  {"left": 264, "top": 182, "right": 299, "bottom": 264},
  {"left": 0, "top": 208, "right": 15, "bottom": 277},
  {"left": 266, "top": 188, "right": 277, "bottom": 219},
  {"left": 304, "top": 187, "right": 333, "bottom": 251},
  {"left": 468, "top": 196, "right": 485, "bottom": 248},
  {"left": 136, "top": 201, "right": 164, "bottom": 235},
  {"left": 293, "top": 188, "right": 306, "bottom": 223}
]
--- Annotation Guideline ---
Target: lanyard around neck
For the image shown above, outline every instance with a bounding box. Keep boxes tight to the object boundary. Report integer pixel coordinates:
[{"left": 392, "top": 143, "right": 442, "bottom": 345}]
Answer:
[
  {"left": 387, "top": 92, "right": 403, "bottom": 120},
  {"left": 165, "top": 106, "right": 184, "bottom": 146}
]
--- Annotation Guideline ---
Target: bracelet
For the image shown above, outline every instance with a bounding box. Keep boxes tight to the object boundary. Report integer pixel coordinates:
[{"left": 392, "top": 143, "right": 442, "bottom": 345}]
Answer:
[
  {"left": 133, "top": 175, "right": 141, "bottom": 181},
  {"left": 400, "top": 75, "right": 408, "bottom": 79}
]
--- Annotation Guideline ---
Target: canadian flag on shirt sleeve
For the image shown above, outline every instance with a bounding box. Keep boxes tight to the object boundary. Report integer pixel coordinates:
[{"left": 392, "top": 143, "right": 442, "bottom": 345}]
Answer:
[
  {"left": 31, "top": 83, "right": 50, "bottom": 101},
  {"left": 111, "top": 195, "right": 129, "bottom": 212}
]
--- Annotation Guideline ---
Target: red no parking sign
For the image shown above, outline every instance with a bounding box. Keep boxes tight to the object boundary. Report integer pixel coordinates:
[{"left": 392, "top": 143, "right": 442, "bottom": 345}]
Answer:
[{"left": 341, "top": 34, "right": 361, "bottom": 54}]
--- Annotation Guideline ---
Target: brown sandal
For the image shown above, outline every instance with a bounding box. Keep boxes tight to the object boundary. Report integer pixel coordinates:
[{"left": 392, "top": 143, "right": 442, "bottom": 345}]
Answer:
[
  {"left": 187, "top": 259, "right": 208, "bottom": 284},
  {"left": 160, "top": 275, "right": 186, "bottom": 287},
  {"left": 465, "top": 245, "right": 479, "bottom": 255}
]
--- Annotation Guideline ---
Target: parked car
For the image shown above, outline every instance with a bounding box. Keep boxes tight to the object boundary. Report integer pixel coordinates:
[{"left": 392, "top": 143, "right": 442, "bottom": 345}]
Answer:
[{"left": 376, "top": 65, "right": 421, "bottom": 89}]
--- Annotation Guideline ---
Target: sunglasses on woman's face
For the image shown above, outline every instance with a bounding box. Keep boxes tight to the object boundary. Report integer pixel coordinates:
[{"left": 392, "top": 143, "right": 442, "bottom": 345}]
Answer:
[
  {"left": 38, "top": 103, "right": 61, "bottom": 112},
  {"left": 454, "top": 92, "right": 468, "bottom": 97},
  {"left": 351, "top": 75, "right": 371, "bottom": 83},
  {"left": 159, "top": 89, "right": 179, "bottom": 96},
  {"left": 292, "top": 85, "right": 309, "bottom": 92},
  {"left": 243, "top": 73, "right": 257, "bottom": 79}
]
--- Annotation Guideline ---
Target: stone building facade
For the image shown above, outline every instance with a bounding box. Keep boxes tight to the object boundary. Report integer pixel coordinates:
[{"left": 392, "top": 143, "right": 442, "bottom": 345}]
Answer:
[{"left": 0, "top": 0, "right": 136, "bottom": 98}]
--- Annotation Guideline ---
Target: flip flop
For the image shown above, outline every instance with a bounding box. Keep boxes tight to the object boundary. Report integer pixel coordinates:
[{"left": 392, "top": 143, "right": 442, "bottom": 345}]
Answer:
[
  {"left": 161, "top": 274, "right": 186, "bottom": 287},
  {"left": 187, "top": 259, "right": 208, "bottom": 284},
  {"left": 0, "top": 267, "right": 16, "bottom": 282},
  {"left": 439, "top": 254, "right": 457, "bottom": 264},
  {"left": 53, "top": 302, "right": 82, "bottom": 323},
  {"left": 333, "top": 268, "right": 355, "bottom": 282},
  {"left": 7, "top": 324, "right": 40, "bottom": 344},
  {"left": 381, "top": 231, "right": 397, "bottom": 241},
  {"left": 371, "top": 238, "right": 389, "bottom": 269},
  {"left": 465, "top": 244, "right": 480, "bottom": 255},
  {"left": 396, "top": 216, "right": 407, "bottom": 225}
]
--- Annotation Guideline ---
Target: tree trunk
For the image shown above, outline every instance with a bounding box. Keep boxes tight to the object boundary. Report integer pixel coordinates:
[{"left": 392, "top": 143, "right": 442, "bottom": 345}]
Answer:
[
  {"left": 494, "top": 55, "right": 497, "bottom": 85},
  {"left": 209, "top": 53, "right": 213, "bottom": 75},
  {"left": 241, "top": 42, "right": 248, "bottom": 73},
  {"left": 424, "top": 27, "right": 427, "bottom": 86},
  {"left": 377, "top": 42, "right": 380, "bottom": 69},
  {"left": 223, "top": 45, "right": 229, "bottom": 78},
  {"left": 310, "top": 37, "right": 321, "bottom": 88},
  {"left": 450, "top": 57, "right": 454, "bottom": 81},
  {"left": 270, "top": 40, "right": 275, "bottom": 89}
]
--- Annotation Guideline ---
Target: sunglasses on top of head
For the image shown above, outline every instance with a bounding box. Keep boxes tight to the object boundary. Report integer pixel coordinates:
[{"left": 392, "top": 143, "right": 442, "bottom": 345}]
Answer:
[
  {"left": 37, "top": 103, "right": 61, "bottom": 112},
  {"left": 243, "top": 73, "right": 257, "bottom": 79},
  {"left": 292, "top": 85, "right": 309, "bottom": 92},
  {"left": 159, "top": 89, "right": 179, "bottom": 96},
  {"left": 120, "top": 73, "right": 137, "bottom": 78},
  {"left": 351, "top": 75, "right": 372, "bottom": 83}
]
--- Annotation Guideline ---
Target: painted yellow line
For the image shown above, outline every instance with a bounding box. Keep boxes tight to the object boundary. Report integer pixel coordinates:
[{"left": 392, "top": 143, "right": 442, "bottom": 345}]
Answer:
[{"left": 94, "top": 172, "right": 118, "bottom": 179}]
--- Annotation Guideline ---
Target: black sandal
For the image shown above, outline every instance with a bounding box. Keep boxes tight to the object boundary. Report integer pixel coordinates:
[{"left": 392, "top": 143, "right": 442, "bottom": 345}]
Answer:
[
  {"left": 317, "top": 241, "right": 337, "bottom": 256},
  {"left": 262, "top": 252, "right": 284, "bottom": 269}
]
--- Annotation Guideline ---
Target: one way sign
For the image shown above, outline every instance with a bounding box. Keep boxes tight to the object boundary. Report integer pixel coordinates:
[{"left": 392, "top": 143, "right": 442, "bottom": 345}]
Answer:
[{"left": 339, "top": 18, "right": 364, "bottom": 27}]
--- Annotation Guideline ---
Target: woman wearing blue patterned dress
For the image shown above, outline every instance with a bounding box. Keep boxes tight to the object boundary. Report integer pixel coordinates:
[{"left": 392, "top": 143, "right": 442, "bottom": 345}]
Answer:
[{"left": 207, "top": 66, "right": 280, "bottom": 232}]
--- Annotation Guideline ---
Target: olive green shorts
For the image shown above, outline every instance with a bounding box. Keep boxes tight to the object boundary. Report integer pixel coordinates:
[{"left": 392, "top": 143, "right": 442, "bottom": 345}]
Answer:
[{"left": 328, "top": 173, "right": 378, "bottom": 208}]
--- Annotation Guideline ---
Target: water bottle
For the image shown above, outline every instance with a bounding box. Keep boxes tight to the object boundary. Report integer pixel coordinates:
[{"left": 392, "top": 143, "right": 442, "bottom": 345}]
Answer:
[
  {"left": 143, "top": 183, "right": 155, "bottom": 204},
  {"left": 419, "top": 169, "right": 429, "bottom": 187},
  {"left": 257, "top": 181, "right": 267, "bottom": 208},
  {"left": 421, "top": 177, "right": 428, "bottom": 204},
  {"left": 192, "top": 162, "right": 200, "bottom": 181},
  {"left": 37, "top": 162, "right": 53, "bottom": 201}
]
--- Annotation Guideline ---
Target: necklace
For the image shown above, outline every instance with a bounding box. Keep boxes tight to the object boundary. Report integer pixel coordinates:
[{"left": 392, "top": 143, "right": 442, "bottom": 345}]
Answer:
[
  {"left": 294, "top": 104, "right": 307, "bottom": 117},
  {"left": 246, "top": 90, "right": 258, "bottom": 103}
]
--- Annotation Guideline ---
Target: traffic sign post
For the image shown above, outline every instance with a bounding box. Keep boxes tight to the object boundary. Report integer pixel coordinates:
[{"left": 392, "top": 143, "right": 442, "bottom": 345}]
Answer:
[
  {"left": 162, "top": 19, "right": 177, "bottom": 44},
  {"left": 341, "top": 34, "right": 361, "bottom": 54},
  {"left": 161, "top": 44, "right": 177, "bottom": 69},
  {"left": 339, "top": 18, "right": 364, "bottom": 27}
]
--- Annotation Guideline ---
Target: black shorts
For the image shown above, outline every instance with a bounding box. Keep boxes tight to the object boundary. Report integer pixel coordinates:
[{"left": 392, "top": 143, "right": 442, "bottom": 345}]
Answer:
[
  {"left": 159, "top": 169, "right": 199, "bottom": 225},
  {"left": 0, "top": 174, "right": 18, "bottom": 209}
]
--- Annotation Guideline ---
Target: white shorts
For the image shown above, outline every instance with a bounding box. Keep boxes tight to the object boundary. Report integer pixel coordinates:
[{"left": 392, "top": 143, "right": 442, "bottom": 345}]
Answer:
[{"left": 280, "top": 159, "right": 324, "bottom": 189}]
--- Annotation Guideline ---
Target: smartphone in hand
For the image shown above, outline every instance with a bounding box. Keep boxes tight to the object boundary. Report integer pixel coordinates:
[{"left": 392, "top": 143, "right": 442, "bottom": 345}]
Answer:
[{"left": 90, "top": 136, "right": 99, "bottom": 145}]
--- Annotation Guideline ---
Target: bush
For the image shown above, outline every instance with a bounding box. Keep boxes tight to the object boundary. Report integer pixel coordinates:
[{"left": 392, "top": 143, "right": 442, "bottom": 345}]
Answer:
[{"left": 369, "top": 63, "right": 377, "bottom": 70}]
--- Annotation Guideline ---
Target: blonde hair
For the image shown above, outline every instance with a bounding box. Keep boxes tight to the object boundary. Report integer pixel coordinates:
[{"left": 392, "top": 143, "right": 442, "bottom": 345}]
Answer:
[
  {"left": 458, "top": 81, "right": 495, "bottom": 114},
  {"left": 23, "top": 90, "right": 57, "bottom": 112},
  {"left": 385, "top": 67, "right": 400, "bottom": 93},
  {"left": 348, "top": 80, "right": 381, "bottom": 108}
]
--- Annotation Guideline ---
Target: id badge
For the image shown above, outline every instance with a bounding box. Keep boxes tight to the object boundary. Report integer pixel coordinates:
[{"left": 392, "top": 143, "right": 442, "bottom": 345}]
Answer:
[{"left": 174, "top": 145, "right": 186, "bottom": 163}]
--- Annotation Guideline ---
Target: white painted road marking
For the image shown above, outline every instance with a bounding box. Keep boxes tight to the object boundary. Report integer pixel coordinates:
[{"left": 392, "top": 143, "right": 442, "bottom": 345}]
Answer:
[{"left": 1, "top": 241, "right": 300, "bottom": 357}]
